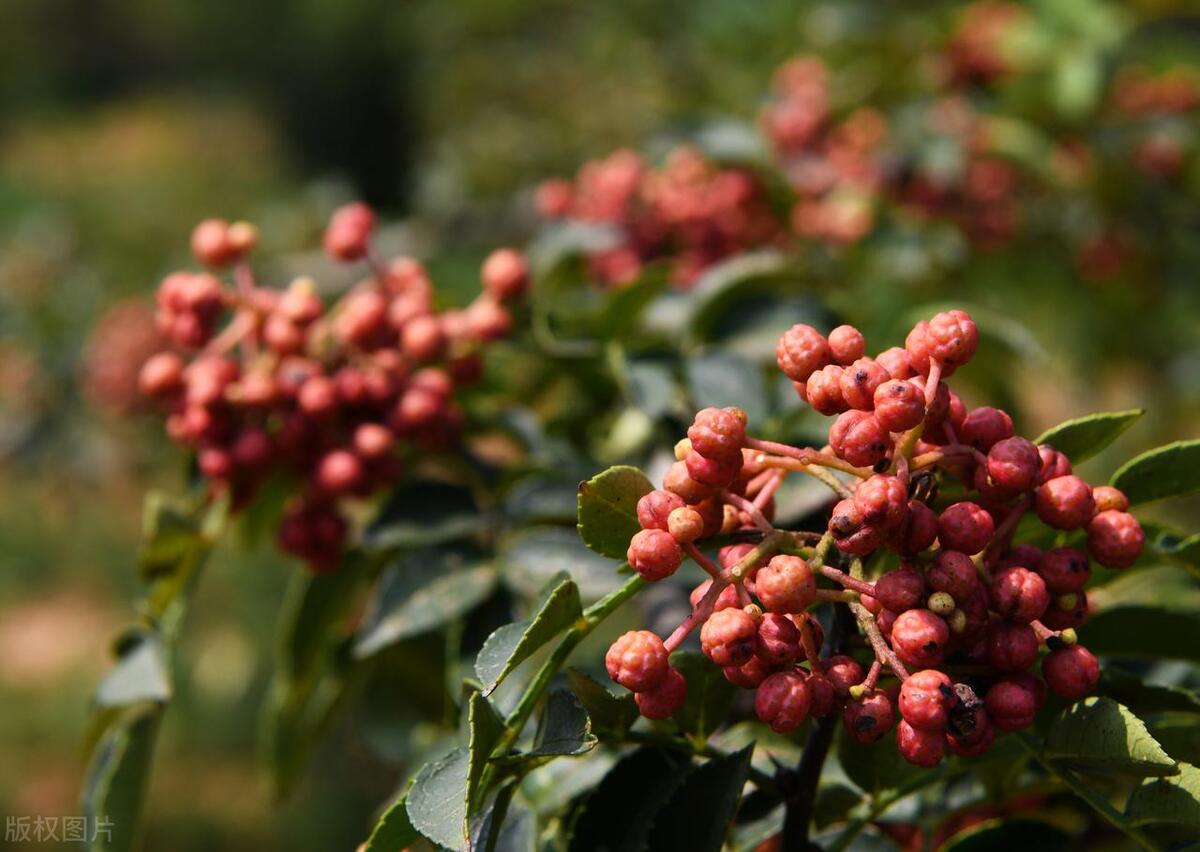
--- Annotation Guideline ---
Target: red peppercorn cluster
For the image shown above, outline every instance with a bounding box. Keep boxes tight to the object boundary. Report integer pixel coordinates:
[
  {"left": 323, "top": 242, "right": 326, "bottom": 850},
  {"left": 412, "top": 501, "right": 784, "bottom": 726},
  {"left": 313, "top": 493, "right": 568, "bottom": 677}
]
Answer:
[
  {"left": 536, "top": 146, "right": 784, "bottom": 287},
  {"left": 604, "top": 309, "right": 1144, "bottom": 767},
  {"left": 137, "top": 205, "right": 526, "bottom": 570}
]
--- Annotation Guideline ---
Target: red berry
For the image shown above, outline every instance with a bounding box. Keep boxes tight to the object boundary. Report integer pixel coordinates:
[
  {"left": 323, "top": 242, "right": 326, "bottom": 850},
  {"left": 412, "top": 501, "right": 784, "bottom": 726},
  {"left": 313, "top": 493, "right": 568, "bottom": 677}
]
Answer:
[
  {"left": 925, "top": 309, "right": 978, "bottom": 372},
  {"left": 959, "top": 406, "right": 1013, "bottom": 452},
  {"left": 1087, "top": 510, "right": 1144, "bottom": 569},
  {"left": 890, "top": 500, "right": 938, "bottom": 555},
  {"left": 700, "top": 608, "right": 758, "bottom": 668},
  {"left": 985, "top": 437, "right": 1040, "bottom": 494},
  {"left": 690, "top": 579, "right": 741, "bottom": 613},
  {"left": 997, "top": 544, "right": 1043, "bottom": 571},
  {"left": 353, "top": 423, "right": 395, "bottom": 460},
  {"left": 231, "top": 428, "right": 273, "bottom": 470},
  {"left": 899, "top": 669, "right": 955, "bottom": 731},
  {"left": 874, "top": 565, "right": 927, "bottom": 613},
  {"left": 688, "top": 407, "right": 747, "bottom": 460},
  {"left": 637, "top": 489, "right": 686, "bottom": 532},
  {"left": 805, "top": 672, "right": 837, "bottom": 717},
  {"left": 1041, "top": 592, "right": 1089, "bottom": 630},
  {"left": 1037, "top": 547, "right": 1091, "bottom": 594},
  {"left": 685, "top": 449, "right": 743, "bottom": 488},
  {"left": 776, "top": 324, "right": 832, "bottom": 383},
  {"left": 839, "top": 358, "right": 889, "bottom": 411},
  {"left": 1092, "top": 485, "right": 1130, "bottom": 513},
  {"left": 723, "top": 655, "right": 776, "bottom": 689},
  {"left": 829, "top": 410, "right": 890, "bottom": 468},
  {"left": 806, "top": 364, "right": 848, "bottom": 415},
  {"left": 481, "top": 248, "right": 528, "bottom": 302},
  {"left": 1037, "top": 444, "right": 1073, "bottom": 484},
  {"left": 938, "top": 502, "right": 995, "bottom": 555},
  {"left": 627, "top": 529, "right": 683, "bottom": 581},
  {"left": 1035, "top": 475, "right": 1096, "bottom": 530},
  {"left": 756, "top": 613, "right": 801, "bottom": 665},
  {"left": 663, "top": 461, "right": 714, "bottom": 504},
  {"left": 316, "top": 449, "right": 365, "bottom": 495},
  {"left": 605, "top": 630, "right": 669, "bottom": 692},
  {"left": 829, "top": 498, "right": 883, "bottom": 555},
  {"left": 198, "top": 445, "right": 233, "bottom": 481},
  {"left": 985, "top": 677, "right": 1039, "bottom": 731},
  {"left": 191, "top": 218, "right": 237, "bottom": 267},
  {"left": 667, "top": 506, "right": 705, "bottom": 543},
  {"left": 755, "top": 670, "right": 812, "bottom": 732},
  {"left": 853, "top": 474, "right": 908, "bottom": 531},
  {"left": 1042, "top": 645, "right": 1099, "bottom": 700},
  {"left": 928, "top": 550, "right": 979, "bottom": 602},
  {"left": 987, "top": 622, "right": 1039, "bottom": 671},
  {"left": 822, "top": 655, "right": 865, "bottom": 697},
  {"left": 401, "top": 314, "right": 446, "bottom": 361},
  {"left": 947, "top": 707, "right": 994, "bottom": 757},
  {"left": 139, "top": 352, "right": 185, "bottom": 398},
  {"left": 324, "top": 202, "right": 375, "bottom": 261},
  {"left": 905, "top": 320, "right": 933, "bottom": 376},
  {"left": 989, "top": 566, "right": 1049, "bottom": 624},
  {"left": 636, "top": 666, "right": 688, "bottom": 719},
  {"left": 897, "top": 719, "right": 947, "bottom": 767},
  {"left": 891, "top": 609, "right": 950, "bottom": 668},
  {"left": 828, "top": 324, "right": 866, "bottom": 365},
  {"left": 877, "top": 346, "right": 914, "bottom": 380},
  {"left": 843, "top": 689, "right": 894, "bottom": 743},
  {"left": 873, "top": 379, "right": 926, "bottom": 432},
  {"left": 756, "top": 555, "right": 817, "bottom": 613}
]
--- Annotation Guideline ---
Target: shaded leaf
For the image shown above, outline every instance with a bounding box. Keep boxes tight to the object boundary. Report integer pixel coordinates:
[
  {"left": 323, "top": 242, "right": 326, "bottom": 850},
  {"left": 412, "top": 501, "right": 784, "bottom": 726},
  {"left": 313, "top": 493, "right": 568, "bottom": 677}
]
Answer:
[
  {"left": 576, "top": 466, "right": 654, "bottom": 559},
  {"left": 837, "top": 726, "right": 924, "bottom": 795},
  {"left": 354, "top": 545, "right": 497, "bottom": 659},
  {"left": 1034, "top": 409, "right": 1143, "bottom": 463},
  {"left": 407, "top": 748, "right": 470, "bottom": 850},
  {"left": 530, "top": 689, "right": 596, "bottom": 757},
  {"left": 1126, "top": 762, "right": 1200, "bottom": 827},
  {"left": 468, "top": 692, "right": 506, "bottom": 815},
  {"left": 363, "top": 791, "right": 419, "bottom": 852},
  {"left": 598, "top": 267, "right": 670, "bottom": 339},
  {"left": 941, "top": 818, "right": 1072, "bottom": 850},
  {"left": 363, "top": 480, "right": 485, "bottom": 551},
  {"left": 1079, "top": 607, "right": 1200, "bottom": 663},
  {"left": 503, "top": 526, "right": 626, "bottom": 601},
  {"left": 1112, "top": 440, "right": 1200, "bottom": 506},
  {"left": 279, "top": 555, "right": 368, "bottom": 679},
  {"left": 685, "top": 352, "right": 769, "bottom": 426},
  {"left": 625, "top": 357, "right": 680, "bottom": 421},
  {"left": 82, "top": 709, "right": 160, "bottom": 852},
  {"left": 476, "top": 573, "right": 582, "bottom": 694},
  {"left": 645, "top": 745, "right": 754, "bottom": 852},
  {"left": 1044, "top": 697, "right": 1178, "bottom": 777},
  {"left": 814, "top": 783, "right": 864, "bottom": 830},
  {"left": 1101, "top": 669, "right": 1200, "bottom": 717},
  {"left": 505, "top": 475, "right": 580, "bottom": 524},
  {"left": 569, "top": 747, "right": 691, "bottom": 852},
  {"left": 565, "top": 668, "right": 638, "bottom": 736},
  {"left": 671, "top": 651, "right": 736, "bottom": 739}
]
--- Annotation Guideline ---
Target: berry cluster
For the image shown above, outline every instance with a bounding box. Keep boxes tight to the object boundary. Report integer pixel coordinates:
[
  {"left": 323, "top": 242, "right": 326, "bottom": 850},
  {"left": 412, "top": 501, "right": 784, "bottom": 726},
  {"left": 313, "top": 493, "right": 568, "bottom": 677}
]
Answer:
[
  {"left": 605, "top": 309, "right": 1144, "bottom": 767},
  {"left": 137, "top": 205, "right": 526, "bottom": 570}
]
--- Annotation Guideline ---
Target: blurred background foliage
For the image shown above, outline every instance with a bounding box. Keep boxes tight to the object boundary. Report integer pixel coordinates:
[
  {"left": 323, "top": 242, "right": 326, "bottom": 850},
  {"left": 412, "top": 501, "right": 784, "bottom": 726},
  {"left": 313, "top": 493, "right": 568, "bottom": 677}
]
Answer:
[{"left": 1, "top": 1, "right": 1198, "bottom": 850}]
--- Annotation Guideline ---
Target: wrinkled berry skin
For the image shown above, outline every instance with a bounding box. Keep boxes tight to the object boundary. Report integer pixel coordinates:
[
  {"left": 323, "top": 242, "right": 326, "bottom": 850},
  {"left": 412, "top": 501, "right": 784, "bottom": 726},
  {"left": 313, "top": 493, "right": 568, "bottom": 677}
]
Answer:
[
  {"left": 1092, "top": 485, "right": 1130, "bottom": 513},
  {"left": 947, "top": 707, "right": 995, "bottom": 757},
  {"left": 928, "top": 550, "right": 979, "bottom": 602},
  {"left": 1037, "top": 547, "right": 1091, "bottom": 594},
  {"left": 755, "top": 670, "right": 812, "bottom": 733},
  {"left": 829, "top": 410, "right": 890, "bottom": 468},
  {"left": 1035, "top": 475, "right": 1096, "bottom": 530},
  {"left": 1041, "top": 591, "right": 1089, "bottom": 630},
  {"left": 843, "top": 689, "right": 895, "bottom": 743},
  {"left": 606, "top": 631, "right": 669, "bottom": 692},
  {"left": 989, "top": 566, "right": 1049, "bottom": 624},
  {"left": 986, "top": 677, "right": 1038, "bottom": 731},
  {"left": 756, "top": 613, "right": 801, "bottom": 665},
  {"left": 987, "top": 622, "right": 1039, "bottom": 671},
  {"left": 627, "top": 529, "right": 683, "bottom": 581},
  {"left": 700, "top": 608, "right": 758, "bottom": 668},
  {"left": 828, "top": 324, "right": 866, "bottom": 365},
  {"left": 853, "top": 474, "right": 908, "bottom": 532},
  {"left": 688, "top": 407, "right": 747, "bottom": 460},
  {"left": 822, "top": 655, "right": 865, "bottom": 697},
  {"left": 807, "top": 365, "right": 848, "bottom": 415},
  {"left": 637, "top": 489, "right": 685, "bottom": 532},
  {"left": 1037, "top": 444, "right": 1073, "bottom": 484},
  {"left": 723, "top": 656, "right": 775, "bottom": 689},
  {"left": 777, "top": 324, "right": 831, "bottom": 383},
  {"left": 806, "top": 672, "right": 837, "bottom": 717},
  {"left": 959, "top": 406, "right": 1013, "bottom": 452},
  {"left": 635, "top": 667, "right": 688, "bottom": 719},
  {"left": 926, "top": 309, "right": 979, "bottom": 372},
  {"left": 685, "top": 449, "right": 742, "bottom": 487},
  {"left": 877, "top": 346, "right": 913, "bottom": 379},
  {"left": 756, "top": 555, "right": 817, "bottom": 613},
  {"left": 663, "top": 460, "right": 714, "bottom": 504},
  {"left": 938, "top": 502, "right": 995, "bottom": 554},
  {"left": 840, "top": 358, "right": 890, "bottom": 410},
  {"left": 1042, "top": 645, "right": 1100, "bottom": 700},
  {"left": 985, "top": 436, "right": 1040, "bottom": 494},
  {"left": 899, "top": 669, "right": 955, "bottom": 731},
  {"left": 897, "top": 719, "right": 947, "bottom": 766},
  {"left": 875, "top": 565, "right": 927, "bottom": 613},
  {"left": 891, "top": 609, "right": 950, "bottom": 667},
  {"left": 1087, "top": 510, "right": 1145, "bottom": 568},
  {"left": 829, "top": 498, "right": 883, "bottom": 555},
  {"left": 891, "top": 500, "right": 938, "bottom": 555},
  {"left": 873, "top": 379, "right": 926, "bottom": 432}
]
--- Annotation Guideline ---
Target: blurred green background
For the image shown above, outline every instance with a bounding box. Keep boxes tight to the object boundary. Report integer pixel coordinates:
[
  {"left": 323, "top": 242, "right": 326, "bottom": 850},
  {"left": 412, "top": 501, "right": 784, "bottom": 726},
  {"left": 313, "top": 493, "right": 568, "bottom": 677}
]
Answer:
[{"left": 1, "top": 1, "right": 1197, "bottom": 850}]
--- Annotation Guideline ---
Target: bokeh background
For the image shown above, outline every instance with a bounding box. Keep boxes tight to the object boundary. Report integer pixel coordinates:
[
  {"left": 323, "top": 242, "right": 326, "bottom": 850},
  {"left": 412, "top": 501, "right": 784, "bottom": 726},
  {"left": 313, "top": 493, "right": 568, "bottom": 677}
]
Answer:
[{"left": 2, "top": 1, "right": 1198, "bottom": 849}]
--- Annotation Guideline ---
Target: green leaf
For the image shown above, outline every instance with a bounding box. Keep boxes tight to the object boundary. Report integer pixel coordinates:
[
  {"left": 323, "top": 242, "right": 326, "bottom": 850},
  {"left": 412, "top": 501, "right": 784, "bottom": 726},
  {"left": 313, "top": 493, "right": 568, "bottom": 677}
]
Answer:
[
  {"left": 644, "top": 745, "right": 753, "bottom": 852},
  {"left": 565, "top": 668, "right": 638, "bottom": 736},
  {"left": 671, "top": 651, "right": 737, "bottom": 739},
  {"left": 1034, "top": 409, "right": 1143, "bottom": 463},
  {"left": 684, "top": 352, "right": 769, "bottom": 426},
  {"left": 363, "top": 791, "right": 419, "bottom": 852},
  {"left": 597, "top": 267, "right": 670, "bottom": 339},
  {"left": 1101, "top": 669, "right": 1200, "bottom": 717},
  {"left": 1044, "top": 697, "right": 1178, "bottom": 776},
  {"left": 407, "top": 747, "right": 471, "bottom": 850},
  {"left": 279, "top": 555, "right": 368, "bottom": 680},
  {"left": 505, "top": 474, "right": 580, "bottom": 524},
  {"left": 93, "top": 634, "right": 170, "bottom": 708},
  {"left": 530, "top": 689, "right": 596, "bottom": 758},
  {"left": 468, "top": 692, "right": 506, "bottom": 815},
  {"left": 624, "top": 356, "right": 680, "bottom": 421},
  {"left": 1112, "top": 440, "right": 1200, "bottom": 506},
  {"left": 576, "top": 466, "right": 654, "bottom": 559},
  {"left": 82, "top": 709, "right": 160, "bottom": 852},
  {"left": 1149, "top": 716, "right": 1200, "bottom": 766},
  {"left": 363, "top": 480, "right": 486, "bottom": 551},
  {"left": 476, "top": 573, "right": 582, "bottom": 694},
  {"left": 501, "top": 526, "right": 626, "bottom": 601},
  {"left": 941, "top": 818, "right": 1072, "bottom": 850},
  {"left": 1079, "top": 607, "right": 1200, "bottom": 663},
  {"left": 569, "top": 747, "right": 692, "bottom": 852},
  {"left": 136, "top": 491, "right": 204, "bottom": 578},
  {"left": 813, "top": 783, "right": 863, "bottom": 830},
  {"left": 836, "top": 726, "right": 924, "bottom": 795},
  {"left": 354, "top": 544, "right": 498, "bottom": 659},
  {"left": 1126, "top": 762, "right": 1200, "bottom": 827}
]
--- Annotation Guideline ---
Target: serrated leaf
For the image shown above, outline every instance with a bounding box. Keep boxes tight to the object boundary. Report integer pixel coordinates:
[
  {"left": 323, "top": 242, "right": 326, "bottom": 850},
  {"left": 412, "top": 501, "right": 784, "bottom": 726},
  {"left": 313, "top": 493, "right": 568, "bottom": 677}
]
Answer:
[
  {"left": 645, "top": 745, "right": 753, "bottom": 852},
  {"left": 569, "top": 747, "right": 691, "bottom": 852},
  {"left": 501, "top": 526, "right": 625, "bottom": 601},
  {"left": 363, "top": 480, "right": 486, "bottom": 551},
  {"left": 468, "top": 692, "right": 506, "bottom": 814},
  {"left": 685, "top": 352, "right": 769, "bottom": 426},
  {"left": 1079, "top": 607, "right": 1200, "bottom": 663},
  {"left": 407, "top": 748, "right": 470, "bottom": 850},
  {"left": 836, "top": 726, "right": 924, "bottom": 795},
  {"left": 476, "top": 573, "right": 582, "bottom": 694},
  {"left": 1112, "top": 440, "right": 1200, "bottom": 506},
  {"left": 941, "top": 818, "right": 1072, "bottom": 850},
  {"left": 363, "top": 791, "right": 419, "bottom": 852},
  {"left": 93, "top": 635, "right": 170, "bottom": 708},
  {"left": 354, "top": 545, "right": 497, "bottom": 659},
  {"left": 81, "top": 709, "right": 160, "bottom": 852},
  {"left": 576, "top": 466, "right": 654, "bottom": 559},
  {"left": 1044, "top": 697, "right": 1178, "bottom": 776},
  {"left": 530, "top": 689, "right": 596, "bottom": 757},
  {"left": 1101, "top": 669, "right": 1200, "bottom": 717},
  {"left": 671, "top": 651, "right": 736, "bottom": 739},
  {"left": 1126, "top": 762, "right": 1200, "bottom": 827},
  {"left": 565, "top": 668, "right": 638, "bottom": 736},
  {"left": 1150, "top": 716, "right": 1200, "bottom": 766},
  {"left": 1034, "top": 409, "right": 1143, "bottom": 463}
]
